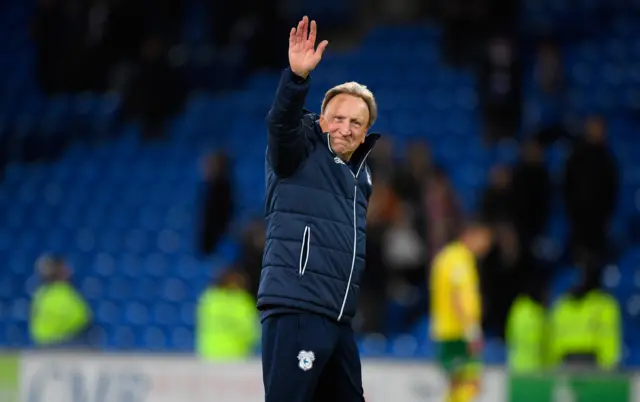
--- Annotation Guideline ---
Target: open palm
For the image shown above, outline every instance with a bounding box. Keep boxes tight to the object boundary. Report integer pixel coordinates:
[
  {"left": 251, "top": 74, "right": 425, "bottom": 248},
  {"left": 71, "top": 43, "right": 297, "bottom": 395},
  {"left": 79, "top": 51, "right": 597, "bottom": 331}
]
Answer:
[{"left": 289, "top": 16, "right": 329, "bottom": 78}]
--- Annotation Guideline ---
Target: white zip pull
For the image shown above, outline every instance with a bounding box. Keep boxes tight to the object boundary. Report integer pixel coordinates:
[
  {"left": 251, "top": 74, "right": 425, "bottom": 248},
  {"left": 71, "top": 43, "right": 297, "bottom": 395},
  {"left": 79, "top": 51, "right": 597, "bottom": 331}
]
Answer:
[{"left": 299, "top": 226, "right": 311, "bottom": 276}]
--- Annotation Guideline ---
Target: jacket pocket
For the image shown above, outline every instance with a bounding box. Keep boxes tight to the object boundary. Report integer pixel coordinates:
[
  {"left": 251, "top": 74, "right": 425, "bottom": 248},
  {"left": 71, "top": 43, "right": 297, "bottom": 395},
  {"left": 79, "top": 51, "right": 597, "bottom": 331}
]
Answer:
[{"left": 298, "top": 226, "right": 311, "bottom": 276}]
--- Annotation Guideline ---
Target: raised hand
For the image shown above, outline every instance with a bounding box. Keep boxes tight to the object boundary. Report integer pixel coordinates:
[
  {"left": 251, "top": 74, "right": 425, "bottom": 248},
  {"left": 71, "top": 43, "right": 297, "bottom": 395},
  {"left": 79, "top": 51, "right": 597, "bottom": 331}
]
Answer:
[{"left": 288, "top": 16, "right": 329, "bottom": 79}]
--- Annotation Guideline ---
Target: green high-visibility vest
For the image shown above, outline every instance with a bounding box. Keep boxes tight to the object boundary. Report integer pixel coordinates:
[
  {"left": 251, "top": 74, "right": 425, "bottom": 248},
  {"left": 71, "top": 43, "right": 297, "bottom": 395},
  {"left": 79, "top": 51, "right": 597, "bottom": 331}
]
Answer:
[
  {"left": 196, "top": 287, "right": 259, "bottom": 361},
  {"left": 506, "top": 295, "right": 547, "bottom": 373},
  {"left": 584, "top": 291, "right": 620, "bottom": 370},
  {"left": 549, "top": 290, "right": 621, "bottom": 370},
  {"left": 30, "top": 282, "right": 91, "bottom": 345}
]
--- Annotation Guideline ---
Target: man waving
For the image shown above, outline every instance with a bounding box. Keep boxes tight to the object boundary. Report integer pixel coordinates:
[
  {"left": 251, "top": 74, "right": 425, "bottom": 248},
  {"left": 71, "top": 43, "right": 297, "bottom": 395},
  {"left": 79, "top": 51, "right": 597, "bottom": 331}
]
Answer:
[{"left": 258, "top": 15, "right": 380, "bottom": 402}]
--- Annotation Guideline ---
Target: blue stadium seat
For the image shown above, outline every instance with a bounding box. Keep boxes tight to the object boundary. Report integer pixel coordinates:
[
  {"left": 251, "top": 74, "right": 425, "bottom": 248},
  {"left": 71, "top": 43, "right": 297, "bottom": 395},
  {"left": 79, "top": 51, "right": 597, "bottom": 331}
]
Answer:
[
  {"left": 388, "top": 334, "right": 419, "bottom": 357},
  {"left": 170, "top": 326, "right": 194, "bottom": 351},
  {"left": 125, "top": 302, "right": 150, "bottom": 326},
  {"left": 97, "top": 301, "right": 120, "bottom": 325},
  {"left": 359, "top": 333, "right": 388, "bottom": 357},
  {"left": 110, "top": 325, "right": 136, "bottom": 349}
]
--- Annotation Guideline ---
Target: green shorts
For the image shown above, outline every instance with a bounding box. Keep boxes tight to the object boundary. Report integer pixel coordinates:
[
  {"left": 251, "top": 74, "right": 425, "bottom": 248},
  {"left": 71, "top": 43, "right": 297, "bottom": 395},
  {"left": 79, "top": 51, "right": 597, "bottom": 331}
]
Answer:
[{"left": 437, "top": 339, "right": 481, "bottom": 378}]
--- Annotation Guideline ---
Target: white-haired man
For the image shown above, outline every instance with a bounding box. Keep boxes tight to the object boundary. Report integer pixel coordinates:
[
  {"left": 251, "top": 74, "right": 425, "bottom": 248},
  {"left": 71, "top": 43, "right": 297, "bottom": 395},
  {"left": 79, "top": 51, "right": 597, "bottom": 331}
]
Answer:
[{"left": 257, "top": 16, "right": 381, "bottom": 402}]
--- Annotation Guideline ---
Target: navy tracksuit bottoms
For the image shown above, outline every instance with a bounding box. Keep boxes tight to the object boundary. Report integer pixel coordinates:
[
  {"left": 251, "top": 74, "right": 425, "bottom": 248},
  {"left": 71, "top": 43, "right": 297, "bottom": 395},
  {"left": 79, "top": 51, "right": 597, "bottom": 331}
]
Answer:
[{"left": 261, "top": 312, "right": 365, "bottom": 402}]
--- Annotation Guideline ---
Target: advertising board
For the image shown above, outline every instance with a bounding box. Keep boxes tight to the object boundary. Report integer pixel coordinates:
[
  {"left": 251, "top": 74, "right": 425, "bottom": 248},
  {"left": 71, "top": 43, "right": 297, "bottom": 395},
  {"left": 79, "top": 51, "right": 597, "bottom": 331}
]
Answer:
[
  {"left": 0, "top": 354, "right": 19, "bottom": 402},
  {"left": 19, "top": 354, "right": 506, "bottom": 402}
]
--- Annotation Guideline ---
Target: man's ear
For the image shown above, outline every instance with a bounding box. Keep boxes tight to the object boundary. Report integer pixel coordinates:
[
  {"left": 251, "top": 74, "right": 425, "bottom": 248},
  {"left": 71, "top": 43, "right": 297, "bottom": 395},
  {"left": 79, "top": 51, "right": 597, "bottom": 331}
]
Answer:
[{"left": 318, "top": 114, "right": 327, "bottom": 132}]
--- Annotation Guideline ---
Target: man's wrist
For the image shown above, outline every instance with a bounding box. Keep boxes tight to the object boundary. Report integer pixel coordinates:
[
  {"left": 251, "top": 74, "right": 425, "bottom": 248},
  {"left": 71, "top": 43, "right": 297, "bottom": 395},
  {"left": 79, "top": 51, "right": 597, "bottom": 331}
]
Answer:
[{"left": 290, "top": 68, "right": 309, "bottom": 82}]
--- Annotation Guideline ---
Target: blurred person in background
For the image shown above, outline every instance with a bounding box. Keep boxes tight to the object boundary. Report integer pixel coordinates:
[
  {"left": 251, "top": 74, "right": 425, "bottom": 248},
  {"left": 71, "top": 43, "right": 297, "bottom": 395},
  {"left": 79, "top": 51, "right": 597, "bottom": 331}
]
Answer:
[
  {"left": 430, "top": 220, "right": 493, "bottom": 402},
  {"left": 196, "top": 267, "right": 259, "bottom": 361},
  {"left": 384, "top": 180, "right": 427, "bottom": 285},
  {"left": 367, "top": 136, "right": 398, "bottom": 182},
  {"left": 357, "top": 178, "right": 395, "bottom": 334},
  {"left": 384, "top": 203, "right": 427, "bottom": 326},
  {"left": 478, "top": 36, "right": 523, "bottom": 142},
  {"left": 511, "top": 140, "right": 550, "bottom": 255},
  {"left": 548, "top": 263, "right": 621, "bottom": 370},
  {"left": 535, "top": 39, "right": 564, "bottom": 95},
  {"left": 506, "top": 272, "right": 549, "bottom": 373},
  {"left": 122, "top": 36, "right": 186, "bottom": 140},
  {"left": 394, "top": 140, "right": 433, "bottom": 211},
  {"left": 30, "top": 255, "right": 93, "bottom": 347},
  {"left": 425, "top": 168, "right": 463, "bottom": 258},
  {"left": 480, "top": 166, "right": 525, "bottom": 338},
  {"left": 481, "top": 164, "right": 513, "bottom": 225},
  {"left": 563, "top": 115, "right": 618, "bottom": 266},
  {"left": 529, "top": 39, "right": 569, "bottom": 147},
  {"left": 392, "top": 141, "right": 433, "bottom": 275},
  {"left": 237, "top": 219, "right": 265, "bottom": 297},
  {"left": 198, "top": 151, "right": 234, "bottom": 256}
]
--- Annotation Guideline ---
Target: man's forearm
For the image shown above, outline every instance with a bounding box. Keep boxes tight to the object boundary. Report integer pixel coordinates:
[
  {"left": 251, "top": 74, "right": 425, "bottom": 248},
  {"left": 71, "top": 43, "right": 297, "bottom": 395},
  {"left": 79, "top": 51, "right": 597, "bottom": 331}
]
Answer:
[
  {"left": 453, "top": 292, "right": 481, "bottom": 341},
  {"left": 267, "top": 68, "right": 310, "bottom": 133},
  {"left": 266, "top": 68, "right": 312, "bottom": 177}
]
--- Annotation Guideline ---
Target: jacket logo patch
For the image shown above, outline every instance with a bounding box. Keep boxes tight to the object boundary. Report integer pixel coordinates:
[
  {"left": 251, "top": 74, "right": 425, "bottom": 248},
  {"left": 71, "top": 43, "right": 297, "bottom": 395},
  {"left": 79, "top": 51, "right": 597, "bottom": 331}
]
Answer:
[
  {"left": 333, "top": 156, "right": 345, "bottom": 165},
  {"left": 297, "top": 350, "right": 315, "bottom": 371}
]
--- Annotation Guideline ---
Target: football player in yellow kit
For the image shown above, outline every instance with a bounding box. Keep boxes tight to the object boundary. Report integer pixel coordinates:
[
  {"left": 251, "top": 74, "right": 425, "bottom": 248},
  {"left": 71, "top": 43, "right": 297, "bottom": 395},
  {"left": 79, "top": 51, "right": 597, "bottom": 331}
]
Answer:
[{"left": 430, "top": 221, "right": 493, "bottom": 402}]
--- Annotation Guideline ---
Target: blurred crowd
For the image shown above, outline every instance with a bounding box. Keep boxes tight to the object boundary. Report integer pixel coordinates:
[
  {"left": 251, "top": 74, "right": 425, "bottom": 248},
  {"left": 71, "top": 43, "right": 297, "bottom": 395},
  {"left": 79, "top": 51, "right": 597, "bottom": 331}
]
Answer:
[
  {"left": 33, "top": 0, "right": 187, "bottom": 139},
  {"left": 30, "top": 0, "right": 299, "bottom": 140}
]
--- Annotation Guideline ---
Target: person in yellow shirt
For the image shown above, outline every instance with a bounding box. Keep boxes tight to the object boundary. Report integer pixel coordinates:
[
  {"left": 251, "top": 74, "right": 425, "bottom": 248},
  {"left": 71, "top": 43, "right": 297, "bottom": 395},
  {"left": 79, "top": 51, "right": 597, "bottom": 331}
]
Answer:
[
  {"left": 196, "top": 267, "right": 260, "bottom": 361},
  {"left": 30, "top": 255, "right": 92, "bottom": 346},
  {"left": 430, "top": 221, "right": 493, "bottom": 402}
]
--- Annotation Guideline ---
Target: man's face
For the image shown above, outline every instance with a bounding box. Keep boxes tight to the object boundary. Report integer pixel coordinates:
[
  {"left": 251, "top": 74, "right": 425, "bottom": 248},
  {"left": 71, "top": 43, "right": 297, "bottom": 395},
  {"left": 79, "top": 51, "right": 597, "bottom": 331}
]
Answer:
[
  {"left": 320, "top": 94, "right": 369, "bottom": 158},
  {"left": 471, "top": 227, "right": 494, "bottom": 258}
]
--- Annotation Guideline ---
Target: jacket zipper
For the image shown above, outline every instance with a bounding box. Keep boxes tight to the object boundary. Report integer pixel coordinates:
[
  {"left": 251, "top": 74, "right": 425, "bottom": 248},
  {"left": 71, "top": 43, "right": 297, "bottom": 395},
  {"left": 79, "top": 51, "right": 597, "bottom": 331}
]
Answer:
[
  {"left": 337, "top": 150, "right": 373, "bottom": 321},
  {"left": 299, "top": 226, "right": 311, "bottom": 276}
]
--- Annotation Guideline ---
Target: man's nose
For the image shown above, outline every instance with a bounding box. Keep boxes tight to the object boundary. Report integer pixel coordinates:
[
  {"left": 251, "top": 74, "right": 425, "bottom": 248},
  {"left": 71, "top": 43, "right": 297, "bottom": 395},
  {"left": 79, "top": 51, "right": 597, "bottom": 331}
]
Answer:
[{"left": 338, "top": 124, "right": 351, "bottom": 136}]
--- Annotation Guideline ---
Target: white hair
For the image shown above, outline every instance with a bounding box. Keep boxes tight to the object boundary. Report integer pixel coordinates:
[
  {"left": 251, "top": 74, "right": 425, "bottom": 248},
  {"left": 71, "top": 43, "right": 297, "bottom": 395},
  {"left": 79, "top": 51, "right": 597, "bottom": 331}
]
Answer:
[{"left": 321, "top": 82, "right": 378, "bottom": 128}]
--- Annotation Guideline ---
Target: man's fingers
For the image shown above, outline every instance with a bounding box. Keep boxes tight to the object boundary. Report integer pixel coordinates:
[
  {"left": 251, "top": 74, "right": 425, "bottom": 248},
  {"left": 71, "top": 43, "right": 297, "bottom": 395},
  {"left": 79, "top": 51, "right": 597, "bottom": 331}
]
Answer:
[
  {"left": 302, "top": 16, "right": 309, "bottom": 40},
  {"left": 315, "top": 40, "right": 329, "bottom": 57},
  {"left": 289, "top": 27, "right": 296, "bottom": 46},
  {"left": 308, "top": 20, "right": 317, "bottom": 46},
  {"left": 296, "top": 18, "right": 305, "bottom": 43}
]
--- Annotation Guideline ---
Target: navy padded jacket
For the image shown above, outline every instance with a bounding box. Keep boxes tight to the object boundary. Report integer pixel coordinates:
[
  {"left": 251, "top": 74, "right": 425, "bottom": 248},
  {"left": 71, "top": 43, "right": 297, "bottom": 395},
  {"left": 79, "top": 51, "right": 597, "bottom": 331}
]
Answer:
[{"left": 256, "top": 68, "right": 380, "bottom": 322}]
